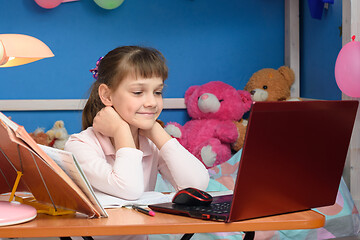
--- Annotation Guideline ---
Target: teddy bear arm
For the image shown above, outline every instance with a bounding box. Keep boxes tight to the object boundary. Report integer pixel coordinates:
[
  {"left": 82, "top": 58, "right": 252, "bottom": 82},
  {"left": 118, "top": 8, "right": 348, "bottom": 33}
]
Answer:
[
  {"left": 231, "top": 120, "right": 248, "bottom": 152},
  {"left": 214, "top": 122, "right": 238, "bottom": 143},
  {"left": 164, "top": 122, "right": 183, "bottom": 139}
]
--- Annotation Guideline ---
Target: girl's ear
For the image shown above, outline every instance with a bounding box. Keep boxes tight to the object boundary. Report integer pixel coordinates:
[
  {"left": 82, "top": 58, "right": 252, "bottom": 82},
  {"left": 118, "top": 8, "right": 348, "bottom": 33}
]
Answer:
[{"left": 98, "top": 84, "right": 113, "bottom": 106}]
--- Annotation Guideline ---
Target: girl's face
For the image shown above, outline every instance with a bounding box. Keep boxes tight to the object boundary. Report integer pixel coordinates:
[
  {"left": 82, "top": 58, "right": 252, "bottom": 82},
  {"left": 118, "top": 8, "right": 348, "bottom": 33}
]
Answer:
[{"left": 110, "top": 74, "right": 164, "bottom": 131}]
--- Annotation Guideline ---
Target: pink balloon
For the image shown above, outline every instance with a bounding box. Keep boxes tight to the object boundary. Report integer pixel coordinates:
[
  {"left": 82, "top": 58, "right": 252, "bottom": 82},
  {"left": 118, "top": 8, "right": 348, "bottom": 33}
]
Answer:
[
  {"left": 335, "top": 37, "right": 360, "bottom": 97},
  {"left": 34, "top": 0, "right": 62, "bottom": 9}
]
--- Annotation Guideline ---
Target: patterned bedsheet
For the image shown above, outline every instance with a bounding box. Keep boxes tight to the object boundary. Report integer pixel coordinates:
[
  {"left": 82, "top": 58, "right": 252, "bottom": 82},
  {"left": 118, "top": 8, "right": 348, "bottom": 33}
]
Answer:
[{"left": 154, "top": 150, "right": 360, "bottom": 239}]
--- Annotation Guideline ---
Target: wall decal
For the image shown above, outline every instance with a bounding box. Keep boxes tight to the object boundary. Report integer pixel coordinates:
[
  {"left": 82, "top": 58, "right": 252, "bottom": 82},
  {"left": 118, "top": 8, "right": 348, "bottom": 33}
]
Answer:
[
  {"left": 93, "top": 0, "right": 125, "bottom": 10},
  {"left": 34, "top": 0, "right": 79, "bottom": 9},
  {"left": 34, "top": 0, "right": 63, "bottom": 9}
]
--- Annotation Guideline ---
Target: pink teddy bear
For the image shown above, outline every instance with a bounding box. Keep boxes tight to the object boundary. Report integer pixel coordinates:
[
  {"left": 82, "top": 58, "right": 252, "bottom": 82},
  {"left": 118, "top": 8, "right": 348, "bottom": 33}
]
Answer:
[{"left": 165, "top": 81, "right": 252, "bottom": 169}]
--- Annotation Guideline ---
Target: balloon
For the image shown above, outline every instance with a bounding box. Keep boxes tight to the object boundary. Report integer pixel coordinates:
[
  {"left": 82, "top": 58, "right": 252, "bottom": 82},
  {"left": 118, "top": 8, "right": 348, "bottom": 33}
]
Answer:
[
  {"left": 94, "top": 0, "right": 125, "bottom": 10},
  {"left": 335, "top": 36, "right": 360, "bottom": 97},
  {"left": 34, "top": 0, "right": 62, "bottom": 9}
]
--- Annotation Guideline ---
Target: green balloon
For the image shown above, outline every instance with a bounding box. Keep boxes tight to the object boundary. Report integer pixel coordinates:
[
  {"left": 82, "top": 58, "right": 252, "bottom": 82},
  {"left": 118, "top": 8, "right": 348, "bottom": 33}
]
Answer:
[{"left": 94, "top": 0, "right": 125, "bottom": 10}]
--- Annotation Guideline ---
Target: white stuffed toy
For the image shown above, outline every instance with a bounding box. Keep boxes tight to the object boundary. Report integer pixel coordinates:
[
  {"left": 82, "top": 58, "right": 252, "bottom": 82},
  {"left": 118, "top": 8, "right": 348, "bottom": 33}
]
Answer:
[{"left": 46, "top": 120, "right": 69, "bottom": 150}]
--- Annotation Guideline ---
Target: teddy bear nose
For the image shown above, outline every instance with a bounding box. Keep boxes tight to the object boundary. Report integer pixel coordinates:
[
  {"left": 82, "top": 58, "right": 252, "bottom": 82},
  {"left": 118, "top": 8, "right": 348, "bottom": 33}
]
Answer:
[
  {"left": 250, "top": 90, "right": 256, "bottom": 95},
  {"left": 198, "top": 93, "right": 220, "bottom": 113},
  {"left": 201, "top": 94, "right": 209, "bottom": 100}
]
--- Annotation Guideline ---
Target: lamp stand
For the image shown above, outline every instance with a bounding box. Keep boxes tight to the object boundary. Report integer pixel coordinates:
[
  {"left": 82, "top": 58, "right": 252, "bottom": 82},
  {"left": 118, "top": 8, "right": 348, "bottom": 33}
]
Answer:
[{"left": 0, "top": 201, "right": 37, "bottom": 226}]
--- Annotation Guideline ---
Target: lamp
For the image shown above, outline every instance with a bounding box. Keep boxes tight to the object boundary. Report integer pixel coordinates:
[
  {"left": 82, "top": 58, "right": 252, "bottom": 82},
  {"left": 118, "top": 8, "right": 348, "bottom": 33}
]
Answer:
[
  {"left": 0, "top": 33, "right": 54, "bottom": 226},
  {"left": 0, "top": 34, "right": 54, "bottom": 67}
]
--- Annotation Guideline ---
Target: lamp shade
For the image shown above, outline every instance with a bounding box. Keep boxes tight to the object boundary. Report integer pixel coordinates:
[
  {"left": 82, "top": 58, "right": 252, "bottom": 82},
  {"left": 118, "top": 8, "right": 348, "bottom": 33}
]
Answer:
[{"left": 0, "top": 34, "right": 54, "bottom": 67}]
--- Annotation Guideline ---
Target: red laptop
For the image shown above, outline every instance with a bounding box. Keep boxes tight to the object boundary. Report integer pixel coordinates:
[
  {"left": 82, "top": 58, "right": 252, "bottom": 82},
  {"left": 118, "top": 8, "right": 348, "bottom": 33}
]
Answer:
[{"left": 149, "top": 100, "right": 359, "bottom": 222}]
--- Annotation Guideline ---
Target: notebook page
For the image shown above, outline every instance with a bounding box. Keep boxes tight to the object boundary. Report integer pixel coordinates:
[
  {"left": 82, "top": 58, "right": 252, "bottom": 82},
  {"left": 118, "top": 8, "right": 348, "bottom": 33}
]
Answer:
[
  {"left": 95, "top": 191, "right": 173, "bottom": 208},
  {"left": 39, "top": 145, "right": 108, "bottom": 217}
]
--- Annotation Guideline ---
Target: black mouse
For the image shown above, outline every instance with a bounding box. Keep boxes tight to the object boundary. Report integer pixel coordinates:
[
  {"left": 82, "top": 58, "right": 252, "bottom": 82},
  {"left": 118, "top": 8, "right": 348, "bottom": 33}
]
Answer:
[{"left": 172, "top": 187, "right": 213, "bottom": 206}]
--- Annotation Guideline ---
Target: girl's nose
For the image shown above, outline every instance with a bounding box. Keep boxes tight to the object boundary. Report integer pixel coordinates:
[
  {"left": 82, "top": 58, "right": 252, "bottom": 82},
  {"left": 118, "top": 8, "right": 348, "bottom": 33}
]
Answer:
[{"left": 144, "top": 94, "right": 157, "bottom": 107}]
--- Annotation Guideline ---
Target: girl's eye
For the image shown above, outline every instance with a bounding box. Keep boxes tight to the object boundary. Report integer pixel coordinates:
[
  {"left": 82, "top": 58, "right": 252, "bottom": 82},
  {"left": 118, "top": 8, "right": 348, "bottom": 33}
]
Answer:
[
  {"left": 133, "top": 91, "right": 143, "bottom": 95},
  {"left": 155, "top": 91, "right": 163, "bottom": 96}
]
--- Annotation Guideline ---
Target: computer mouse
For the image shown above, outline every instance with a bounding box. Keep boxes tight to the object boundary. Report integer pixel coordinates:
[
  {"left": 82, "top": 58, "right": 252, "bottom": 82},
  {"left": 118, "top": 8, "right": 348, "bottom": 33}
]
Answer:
[{"left": 172, "top": 187, "right": 213, "bottom": 206}]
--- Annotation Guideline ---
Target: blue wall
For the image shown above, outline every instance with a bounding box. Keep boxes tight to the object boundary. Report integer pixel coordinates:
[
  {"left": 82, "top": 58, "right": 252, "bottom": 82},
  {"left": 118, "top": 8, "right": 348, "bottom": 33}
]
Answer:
[
  {"left": 300, "top": 0, "right": 342, "bottom": 100},
  {"left": 1, "top": 0, "right": 342, "bottom": 134}
]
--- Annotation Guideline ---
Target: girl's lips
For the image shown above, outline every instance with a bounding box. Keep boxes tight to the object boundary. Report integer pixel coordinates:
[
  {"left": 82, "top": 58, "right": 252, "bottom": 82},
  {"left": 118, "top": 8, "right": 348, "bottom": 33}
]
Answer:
[
  {"left": 137, "top": 112, "right": 156, "bottom": 115},
  {"left": 137, "top": 112, "right": 157, "bottom": 118}
]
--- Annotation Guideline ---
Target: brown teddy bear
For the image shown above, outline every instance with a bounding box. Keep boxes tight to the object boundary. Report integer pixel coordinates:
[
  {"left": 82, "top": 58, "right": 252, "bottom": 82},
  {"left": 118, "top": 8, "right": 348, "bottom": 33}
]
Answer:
[
  {"left": 244, "top": 66, "right": 296, "bottom": 102},
  {"left": 231, "top": 66, "right": 298, "bottom": 152}
]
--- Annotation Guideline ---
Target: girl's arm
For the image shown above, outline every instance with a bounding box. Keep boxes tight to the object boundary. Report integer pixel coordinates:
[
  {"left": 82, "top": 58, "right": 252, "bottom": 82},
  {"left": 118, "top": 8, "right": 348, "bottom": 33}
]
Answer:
[
  {"left": 141, "top": 121, "right": 209, "bottom": 191},
  {"left": 139, "top": 121, "right": 172, "bottom": 149},
  {"left": 93, "top": 106, "right": 136, "bottom": 150},
  {"left": 65, "top": 130, "right": 145, "bottom": 200},
  {"left": 157, "top": 139, "right": 210, "bottom": 191},
  {"left": 66, "top": 107, "right": 144, "bottom": 200}
]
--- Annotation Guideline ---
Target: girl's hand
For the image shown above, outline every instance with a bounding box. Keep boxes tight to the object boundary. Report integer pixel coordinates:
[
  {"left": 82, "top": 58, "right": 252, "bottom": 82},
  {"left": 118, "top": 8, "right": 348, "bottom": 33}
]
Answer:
[
  {"left": 139, "top": 121, "right": 172, "bottom": 149},
  {"left": 93, "top": 106, "right": 129, "bottom": 138},
  {"left": 93, "top": 107, "right": 136, "bottom": 149}
]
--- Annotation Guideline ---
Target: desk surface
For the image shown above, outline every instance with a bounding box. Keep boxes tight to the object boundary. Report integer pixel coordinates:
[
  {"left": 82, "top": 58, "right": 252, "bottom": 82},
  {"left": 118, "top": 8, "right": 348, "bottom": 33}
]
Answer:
[{"left": 0, "top": 208, "right": 325, "bottom": 238}]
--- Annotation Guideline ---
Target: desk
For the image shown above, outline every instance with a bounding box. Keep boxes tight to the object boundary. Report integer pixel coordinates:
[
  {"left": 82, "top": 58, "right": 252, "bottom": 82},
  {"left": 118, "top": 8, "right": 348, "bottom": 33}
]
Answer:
[{"left": 0, "top": 208, "right": 324, "bottom": 238}]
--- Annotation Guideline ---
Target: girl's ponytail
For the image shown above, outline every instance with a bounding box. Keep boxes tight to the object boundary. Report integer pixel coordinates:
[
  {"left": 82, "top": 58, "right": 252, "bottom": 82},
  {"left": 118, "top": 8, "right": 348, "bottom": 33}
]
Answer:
[{"left": 82, "top": 81, "right": 104, "bottom": 130}]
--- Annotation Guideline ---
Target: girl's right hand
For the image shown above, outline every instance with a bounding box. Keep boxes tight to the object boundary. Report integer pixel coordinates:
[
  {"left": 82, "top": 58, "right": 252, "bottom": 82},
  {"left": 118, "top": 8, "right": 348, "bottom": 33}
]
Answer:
[{"left": 93, "top": 106, "right": 129, "bottom": 138}]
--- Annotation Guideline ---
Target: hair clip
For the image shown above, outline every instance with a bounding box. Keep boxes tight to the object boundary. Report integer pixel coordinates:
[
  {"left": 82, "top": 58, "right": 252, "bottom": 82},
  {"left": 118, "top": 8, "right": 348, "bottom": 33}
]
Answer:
[{"left": 89, "top": 56, "right": 104, "bottom": 80}]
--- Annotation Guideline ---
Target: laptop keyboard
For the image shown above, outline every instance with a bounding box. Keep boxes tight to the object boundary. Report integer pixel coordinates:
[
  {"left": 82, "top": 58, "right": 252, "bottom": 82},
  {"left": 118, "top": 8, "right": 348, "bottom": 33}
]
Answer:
[{"left": 181, "top": 202, "right": 231, "bottom": 214}]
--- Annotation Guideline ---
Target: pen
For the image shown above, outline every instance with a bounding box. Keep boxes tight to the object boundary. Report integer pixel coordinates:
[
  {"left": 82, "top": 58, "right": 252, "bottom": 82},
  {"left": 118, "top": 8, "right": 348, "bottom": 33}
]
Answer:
[{"left": 132, "top": 205, "right": 155, "bottom": 217}]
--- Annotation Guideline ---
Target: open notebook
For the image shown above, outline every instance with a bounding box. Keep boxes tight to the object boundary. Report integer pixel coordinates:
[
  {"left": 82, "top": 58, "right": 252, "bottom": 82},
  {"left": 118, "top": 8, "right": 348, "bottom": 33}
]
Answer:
[
  {"left": 0, "top": 112, "right": 173, "bottom": 217},
  {"left": 149, "top": 100, "right": 359, "bottom": 222},
  {"left": 0, "top": 112, "right": 107, "bottom": 217}
]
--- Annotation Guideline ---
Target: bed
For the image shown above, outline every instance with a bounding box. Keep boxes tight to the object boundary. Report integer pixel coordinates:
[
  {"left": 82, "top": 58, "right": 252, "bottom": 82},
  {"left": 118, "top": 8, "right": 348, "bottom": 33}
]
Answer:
[{"left": 1, "top": 99, "right": 359, "bottom": 240}]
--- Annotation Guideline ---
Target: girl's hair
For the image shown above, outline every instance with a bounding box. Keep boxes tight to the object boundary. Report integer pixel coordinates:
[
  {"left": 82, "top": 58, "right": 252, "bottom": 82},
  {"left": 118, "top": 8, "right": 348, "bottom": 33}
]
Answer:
[{"left": 82, "top": 46, "right": 168, "bottom": 130}]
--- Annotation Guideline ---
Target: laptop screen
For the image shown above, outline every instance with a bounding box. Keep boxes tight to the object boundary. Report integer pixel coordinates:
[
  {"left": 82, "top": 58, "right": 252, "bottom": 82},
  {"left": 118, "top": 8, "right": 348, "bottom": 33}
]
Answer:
[
  {"left": 149, "top": 100, "right": 358, "bottom": 222},
  {"left": 229, "top": 100, "right": 358, "bottom": 221}
]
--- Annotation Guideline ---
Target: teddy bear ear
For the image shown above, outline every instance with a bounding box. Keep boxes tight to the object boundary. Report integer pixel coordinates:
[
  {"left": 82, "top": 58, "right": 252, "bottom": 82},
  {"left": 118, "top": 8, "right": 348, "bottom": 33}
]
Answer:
[
  {"left": 278, "top": 66, "right": 295, "bottom": 87},
  {"left": 237, "top": 90, "right": 253, "bottom": 111},
  {"left": 184, "top": 85, "right": 199, "bottom": 102}
]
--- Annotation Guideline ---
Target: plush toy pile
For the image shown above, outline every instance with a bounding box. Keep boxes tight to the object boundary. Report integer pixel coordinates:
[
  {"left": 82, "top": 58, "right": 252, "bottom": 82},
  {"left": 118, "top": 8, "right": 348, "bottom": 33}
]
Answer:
[
  {"left": 30, "top": 120, "right": 69, "bottom": 150},
  {"left": 46, "top": 120, "right": 69, "bottom": 150},
  {"left": 29, "top": 128, "right": 51, "bottom": 146},
  {"left": 165, "top": 81, "right": 252, "bottom": 169}
]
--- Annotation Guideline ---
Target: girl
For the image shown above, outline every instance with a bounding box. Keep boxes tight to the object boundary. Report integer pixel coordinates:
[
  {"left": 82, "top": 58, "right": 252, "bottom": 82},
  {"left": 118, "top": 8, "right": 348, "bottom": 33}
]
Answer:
[{"left": 65, "top": 46, "right": 209, "bottom": 205}]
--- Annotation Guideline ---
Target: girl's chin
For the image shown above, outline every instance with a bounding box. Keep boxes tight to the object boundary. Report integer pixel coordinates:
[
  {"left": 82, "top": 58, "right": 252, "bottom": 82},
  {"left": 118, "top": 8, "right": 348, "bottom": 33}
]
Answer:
[
  {"left": 133, "top": 122, "right": 155, "bottom": 131},
  {"left": 139, "top": 125, "right": 155, "bottom": 130},
  {"left": 129, "top": 117, "right": 159, "bottom": 130}
]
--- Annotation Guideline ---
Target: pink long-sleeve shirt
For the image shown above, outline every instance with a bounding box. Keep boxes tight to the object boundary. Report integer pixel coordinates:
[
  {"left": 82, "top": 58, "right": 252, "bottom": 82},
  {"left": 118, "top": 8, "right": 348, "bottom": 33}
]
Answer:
[{"left": 64, "top": 127, "right": 209, "bottom": 200}]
